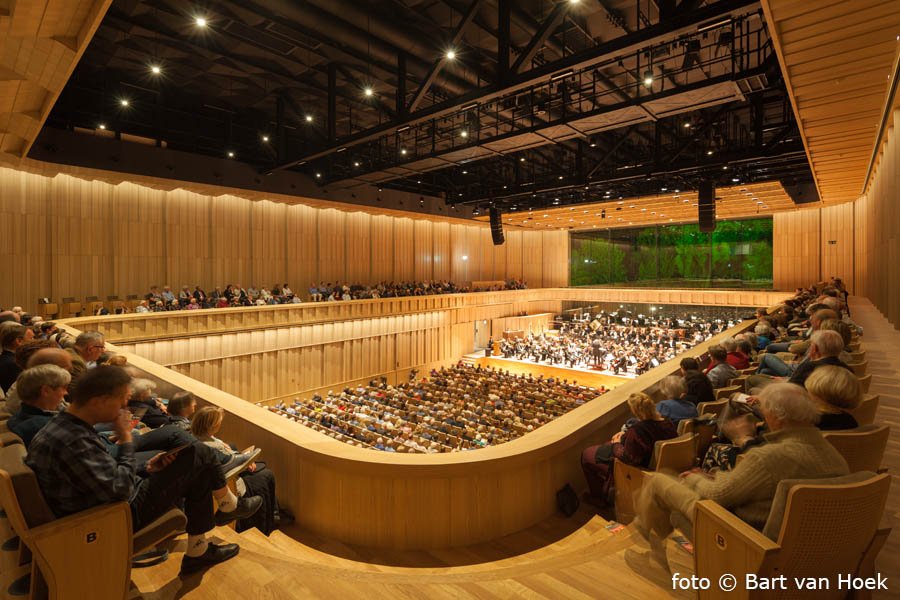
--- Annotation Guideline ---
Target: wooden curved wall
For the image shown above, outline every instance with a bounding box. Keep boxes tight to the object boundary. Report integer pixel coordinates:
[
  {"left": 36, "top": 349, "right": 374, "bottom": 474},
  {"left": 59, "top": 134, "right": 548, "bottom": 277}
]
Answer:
[{"left": 58, "top": 289, "right": 786, "bottom": 550}]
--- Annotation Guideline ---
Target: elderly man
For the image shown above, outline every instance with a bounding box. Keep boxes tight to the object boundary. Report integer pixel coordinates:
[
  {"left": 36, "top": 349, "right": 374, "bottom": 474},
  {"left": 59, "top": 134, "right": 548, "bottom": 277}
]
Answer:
[
  {"left": 4, "top": 346, "right": 73, "bottom": 414},
  {"left": 787, "top": 329, "right": 853, "bottom": 387},
  {"left": 633, "top": 383, "right": 849, "bottom": 565},
  {"left": 704, "top": 345, "right": 738, "bottom": 389},
  {"left": 8, "top": 364, "right": 71, "bottom": 445},
  {"left": 69, "top": 331, "right": 106, "bottom": 372}
]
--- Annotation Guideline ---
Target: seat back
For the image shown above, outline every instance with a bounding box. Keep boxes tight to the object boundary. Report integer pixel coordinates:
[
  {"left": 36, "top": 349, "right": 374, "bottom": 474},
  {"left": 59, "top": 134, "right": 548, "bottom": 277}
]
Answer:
[
  {"left": 857, "top": 374, "right": 872, "bottom": 394},
  {"left": 764, "top": 473, "right": 890, "bottom": 585},
  {"left": 849, "top": 350, "right": 866, "bottom": 363},
  {"left": 849, "top": 361, "right": 867, "bottom": 376},
  {"left": 823, "top": 425, "right": 890, "bottom": 473},
  {"left": 0, "top": 445, "right": 57, "bottom": 533},
  {"left": 848, "top": 394, "right": 879, "bottom": 426},
  {"left": 696, "top": 399, "right": 727, "bottom": 418},
  {"left": 652, "top": 433, "right": 698, "bottom": 472},
  {"left": 680, "top": 419, "right": 717, "bottom": 464},
  {"left": 715, "top": 385, "right": 741, "bottom": 400}
]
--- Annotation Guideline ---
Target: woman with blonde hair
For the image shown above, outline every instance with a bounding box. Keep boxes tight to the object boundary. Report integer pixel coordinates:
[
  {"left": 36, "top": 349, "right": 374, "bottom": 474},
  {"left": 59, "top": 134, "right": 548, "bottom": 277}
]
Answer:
[
  {"left": 804, "top": 365, "right": 860, "bottom": 430},
  {"left": 191, "top": 406, "right": 283, "bottom": 535},
  {"left": 580, "top": 392, "right": 677, "bottom": 509}
]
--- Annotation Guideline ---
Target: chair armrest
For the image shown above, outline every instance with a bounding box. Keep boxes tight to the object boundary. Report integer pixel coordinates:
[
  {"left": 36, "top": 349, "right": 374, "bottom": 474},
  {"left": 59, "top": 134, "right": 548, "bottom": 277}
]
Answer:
[
  {"left": 27, "top": 502, "right": 132, "bottom": 600},
  {"left": 693, "top": 500, "right": 780, "bottom": 600},
  {"left": 0, "top": 431, "right": 23, "bottom": 447}
]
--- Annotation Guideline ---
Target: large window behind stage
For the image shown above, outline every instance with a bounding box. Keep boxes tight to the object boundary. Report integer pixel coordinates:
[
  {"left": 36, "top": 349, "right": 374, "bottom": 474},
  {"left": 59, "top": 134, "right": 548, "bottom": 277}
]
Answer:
[{"left": 569, "top": 217, "right": 773, "bottom": 288}]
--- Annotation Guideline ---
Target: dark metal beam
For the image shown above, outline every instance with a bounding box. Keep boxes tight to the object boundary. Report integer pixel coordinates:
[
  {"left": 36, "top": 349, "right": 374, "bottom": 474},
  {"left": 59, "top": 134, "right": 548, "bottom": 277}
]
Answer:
[
  {"left": 397, "top": 52, "right": 408, "bottom": 117},
  {"left": 268, "top": 0, "right": 761, "bottom": 173},
  {"left": 408, "top": 0, "right": 486, "bottom": 113},
  {"left": 497, "top": 0, "right": 510, "bottom": 83},
  {"left": 327, "top": 64, "right": 337, "bottom": 142},
  {"left": 510, "top": 2, "right": 570, "bottom": 74}
]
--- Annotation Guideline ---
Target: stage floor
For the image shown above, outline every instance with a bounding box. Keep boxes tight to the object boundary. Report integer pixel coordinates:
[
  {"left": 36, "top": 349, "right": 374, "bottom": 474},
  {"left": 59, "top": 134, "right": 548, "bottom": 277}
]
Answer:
[{"left": 474, "top": 355, "right": 632, "bottom": 391}]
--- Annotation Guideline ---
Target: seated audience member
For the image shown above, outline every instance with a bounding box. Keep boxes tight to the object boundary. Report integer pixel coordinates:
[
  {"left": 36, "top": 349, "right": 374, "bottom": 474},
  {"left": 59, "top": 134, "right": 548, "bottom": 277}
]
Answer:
[
  {"left": 167, "top": 391, "right": 197, "bottom": 430},
  {"left": 804, "top": 366, "right": 860, "bottom": 430},
  {"left": 754, "top": 323, "right": 773, "bottom": 350},
  {"left": 135, "top": 300, "right": 150, "bottom": 313},
  {"left": 580, "top": 392, "right": 677, "bottom": 508},
  {"left": 191, "top": 406, "right": 280, "bottom": 535},
  {"left": 128, "top": 378, "right": 170, "bottom": 428},
  {"left": 679, "top": 358, "right": 715, "bottom": 405},
  {"left": 8, "top": 365, "right": 71, "bottom": 445},
  {"left": 634, "top": 383, "right": 849, "bottom": 552},
  {"left": 787, "top": 329, "right": 852, "bottom": 388},
  {"left": 723, "top": 338, "right": 750, "bottom": 370},
  {"left": 705, "top": 345, "right": 738, "bottom": 389},
  {"left": 69, "top": 331, "right": 106, "bottom": 374},
  {"left": 655, "top": 375, "right": 697, "bottom": 426},
  {"left": 25, "top": 366, "right": 263, "bottom": 574},
  {"left": 1, "top": 323, "right": 32, "bottom": 393},
  {"left": 4, "top": 347, "right": 74, "bottom": 414}
]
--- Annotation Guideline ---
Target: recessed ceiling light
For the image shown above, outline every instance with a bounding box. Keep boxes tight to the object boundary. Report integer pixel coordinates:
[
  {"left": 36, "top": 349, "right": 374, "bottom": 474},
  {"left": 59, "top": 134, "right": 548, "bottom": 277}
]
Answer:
[
  {"left": 120, "top": 99, "right": 129, "bottom": 107},
  {"left": 519, "top": 157, "right": 525, "bottom": 162},
  {"left": 462, "top": 170, "right": 468, "bottom": 174},
  {"left": 558, "top": 175, "right": 563, "bottom": 180},
  {"left": 227, "top": 151, "right": 234, "bottom": 158},
  {"left": 460, "top": 130, "right": 468, "bottom": 138},
  {"left": 261, "top": 135, "right": 269, "bottom": 142},
  {"left": 98, "top": 124, "right": 106, "bottom": 130},
  {"left": 707, "top": 150, "right": 714, "bottom": 155},
  {"left": 400, "top": 148, "right": 407, "bottom": 155},
  {"left": 315, "top": 172, "right": 322, "bottom": 178},
  {"left": 364, "top": 87, "right": 374, "bottom": 97},
  {"left": 150, "top": 65, "right": 161, "bottom": 75},
  {"left": 354, "top": 161, "right": 360, "bottom": 167},
  {"left": 305, "top": 114, "right": 313, "bottom": 122},
  {"left": 195, "top": 16, "right": 207, "bottom": 27},
  {"left": 683, "top": 122, "right": 691, "bottom": 128},
  {"left": 445, "top": 50, "right": 456, "bottom": 60}
]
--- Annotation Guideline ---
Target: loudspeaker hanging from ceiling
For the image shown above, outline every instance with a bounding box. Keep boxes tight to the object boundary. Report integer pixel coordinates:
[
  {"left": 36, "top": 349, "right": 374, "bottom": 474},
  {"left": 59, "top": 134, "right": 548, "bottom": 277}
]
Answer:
[
  {"left": 489, "top": 207, "right": 505, "bottom": 246},
  {"left": 698, "top": 180, "right": 716, "bottom": 233}
]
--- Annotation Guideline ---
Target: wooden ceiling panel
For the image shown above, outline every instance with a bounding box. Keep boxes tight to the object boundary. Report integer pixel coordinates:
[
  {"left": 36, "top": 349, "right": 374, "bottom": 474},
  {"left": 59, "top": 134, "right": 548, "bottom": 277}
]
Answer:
[
  {"left": 0, "top": 0, "right": 110, "bottom": 165},
  {"left": 474, "top": 182, "right": 796, "bottom": 231},
  {"left": 762, "top": 0, "right": 900, "bottom": 204}
]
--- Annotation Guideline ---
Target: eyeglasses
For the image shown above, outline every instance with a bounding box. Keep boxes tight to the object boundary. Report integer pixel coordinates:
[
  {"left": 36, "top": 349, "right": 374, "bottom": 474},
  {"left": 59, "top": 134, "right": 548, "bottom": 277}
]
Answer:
[{"left": 88, "top": 344, "right": 106, "bottom": 351}]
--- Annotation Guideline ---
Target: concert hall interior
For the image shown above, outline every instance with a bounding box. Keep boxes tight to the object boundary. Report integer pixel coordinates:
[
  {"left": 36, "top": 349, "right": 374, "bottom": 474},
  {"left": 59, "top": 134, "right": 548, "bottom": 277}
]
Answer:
[{"left": 0, "top": 0, "right": 899, "bottom": 598}]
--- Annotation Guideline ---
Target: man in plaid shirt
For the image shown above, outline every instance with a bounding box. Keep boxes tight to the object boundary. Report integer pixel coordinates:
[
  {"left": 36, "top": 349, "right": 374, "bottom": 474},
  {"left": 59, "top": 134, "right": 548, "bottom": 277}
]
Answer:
[{"left": 26, "top": 366, "right": 263, "bottom": 575}]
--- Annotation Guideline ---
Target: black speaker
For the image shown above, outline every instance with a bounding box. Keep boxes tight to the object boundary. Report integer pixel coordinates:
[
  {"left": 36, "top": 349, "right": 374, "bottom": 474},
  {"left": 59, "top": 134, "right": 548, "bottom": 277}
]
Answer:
[
  {"left": 489, "top": 207, "right": 505, "bottom": 245},
  {"left": 698, "top": 181, "right": 716, "bottom": 233}
]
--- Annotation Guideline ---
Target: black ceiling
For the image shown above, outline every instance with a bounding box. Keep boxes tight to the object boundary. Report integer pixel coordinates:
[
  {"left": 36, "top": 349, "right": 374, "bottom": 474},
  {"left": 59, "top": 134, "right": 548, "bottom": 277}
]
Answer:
[{"left": 39, "top": 0, "right": 813, "bottom": 214}]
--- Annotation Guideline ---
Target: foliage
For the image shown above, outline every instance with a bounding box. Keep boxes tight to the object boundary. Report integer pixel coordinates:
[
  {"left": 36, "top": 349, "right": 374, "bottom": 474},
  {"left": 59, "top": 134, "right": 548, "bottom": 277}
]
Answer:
[{"left": 570, "top": 218, "right": 773, "bottom": 286}]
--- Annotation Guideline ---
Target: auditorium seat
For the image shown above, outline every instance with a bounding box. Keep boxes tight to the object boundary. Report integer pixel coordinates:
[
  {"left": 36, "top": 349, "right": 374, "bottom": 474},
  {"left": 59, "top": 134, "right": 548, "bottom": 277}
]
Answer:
[
  {"left": 823, "top": 425, "right": 890, "bottom": 473},
  {"left": 0, "top": 444, "right": 186, "bottom": 599},
  {"left": 848, "top": 394, "right": 879, "bottom": 426},
  {"left": 696, "top": 399, "right": 728, "bottom": 417},
  {"left": 715, "top": 385, "right": 742, "bottom": 400},
  {"left": 693, "top": 472, "right": 891, "bottom": 600},
  {"left": 858, "top": 374, "right": 872, "bottom": 394},
  {"left": 614, "top": 433, "right": 697, "bottom": 524},
  {"left": 849, "top": 361, "right": 868, "bottom": 376}
]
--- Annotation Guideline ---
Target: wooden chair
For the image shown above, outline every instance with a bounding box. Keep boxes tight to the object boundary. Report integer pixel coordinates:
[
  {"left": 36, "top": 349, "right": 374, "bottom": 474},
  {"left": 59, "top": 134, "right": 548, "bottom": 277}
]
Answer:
[
  {"left": 694, "top": 472, "right": 891, "bottom": 600},
  {"left": 58, "top": 298, "right": 83, "bottom": 319},
  {"left": 849, "top": 341, "right": 861, "bottom": 352},
  {"left": 679, "top": 419, "right": 717, "bottom": 465},
  {"left": 849, "top": 361, "right": 868, "bottom": 377},
  {"left": 0, "top": 444, "right": 186, "bottom": 599},
  {"left": 715, "top": 385, "right": 741, "bottom": 401},
  {"left": 697, "top": 399, "right": 728, "bottom": 417},
  {"left": 857, "top": 374, "right": 872, "bottom": 394},
  {"left": 823, "top": 425, "right": 890, "bottom": 473},
  {"left": 849, "top": 350, "right": 866, "bottom": 363},
  {"left": 614, "top": 433, "right": 697, "bottom": 524},
  {"left": 848, "top": 394, "right": 879, "bottom": 426}
]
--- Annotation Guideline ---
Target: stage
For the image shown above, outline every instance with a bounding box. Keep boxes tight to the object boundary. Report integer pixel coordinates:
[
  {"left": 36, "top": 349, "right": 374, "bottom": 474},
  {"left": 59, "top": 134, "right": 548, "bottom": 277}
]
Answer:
[{"left": 474, "top": 355, "right": 632, "bottom": 392}]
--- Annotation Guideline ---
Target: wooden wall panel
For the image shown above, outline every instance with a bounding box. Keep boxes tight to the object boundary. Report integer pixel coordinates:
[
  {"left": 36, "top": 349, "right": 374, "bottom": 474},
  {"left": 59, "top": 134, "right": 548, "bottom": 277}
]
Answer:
[
  {"left": 370, "top": 215, "right": 394, "bottom": 282},
  {"left": 522, "top": 230, "right": 544, "bottom": 287},
  {"left": 317, "top": 209, "right": 346, "bottom": 283},
  {"left": 858, "top": 108, "right": 899, "bottom": 326},
  {"left": 345, "top": 212, "right": 372, "bottom": 283},
  {"left": 393, "top": 218, "right": 414, "bottom": 282},
  {"left": 286, "top": 204, "right": 318, "bottom": 292},
  {"left": 820, "top": 203, "right": 855, "bottom": 291},
  {"left": 413, "top": 219, "right": 433, "bottom": 281},
  {"left": 541, "top": 230, "right": 569, "bottom": 287},
  {"left": 772, "top": 209, "right": 821, "bottom": 291},
  {"left": 505, "top": 229, "right": 523, "bottom": 281},
  {"left": 0, "top": 167, "right": 571, "bottom": 312},
  {"left": 432, "top": 221, "right": 450, "bottom": 281}
]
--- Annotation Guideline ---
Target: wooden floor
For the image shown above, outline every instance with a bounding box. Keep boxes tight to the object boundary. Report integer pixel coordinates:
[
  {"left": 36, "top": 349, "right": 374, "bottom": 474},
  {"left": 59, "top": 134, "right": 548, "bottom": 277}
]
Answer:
[
  {"left": 132, "top": 506, "right": 693, "bottom": 600},
  {"left": 851, "top": 298, "right": 900, "bottom": 598},
  {"left": 476, "top": 356, "right": 632, "bottom": 391},
  {"left": 131, "top": 295, "right": 900, "bottom": 599}
]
